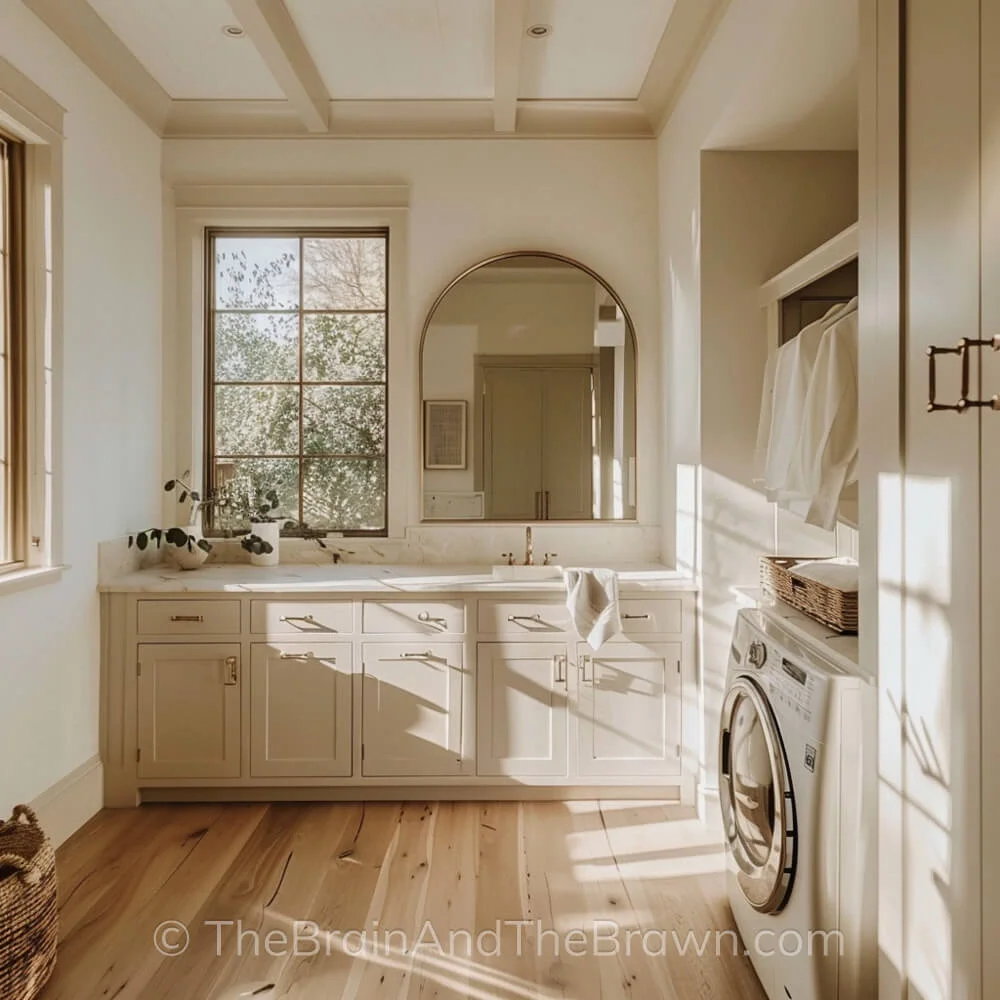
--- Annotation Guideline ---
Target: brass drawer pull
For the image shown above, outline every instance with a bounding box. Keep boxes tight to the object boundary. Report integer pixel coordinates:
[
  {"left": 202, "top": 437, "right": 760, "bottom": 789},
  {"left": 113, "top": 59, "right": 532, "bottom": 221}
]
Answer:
[
  {"left": 279, "top": 651, "right": 328, "bottom": 661},
  {"left": 622, "top": 613, "right": 652, "bottom": 621},
  {"left": 417, "top": 611, "right": 448, "bottom": 627},
  {"left": 508, "top": 614, "right": 543, "bottom": 624},
  {"left": 400, "top": 651, "right": 434, "bottom": 660},
  {"left": 170, "top": 615, "right": 204, "bottom": 623},
  {"left": 279, "top": 614, "right": 316, "bottom": 623}
]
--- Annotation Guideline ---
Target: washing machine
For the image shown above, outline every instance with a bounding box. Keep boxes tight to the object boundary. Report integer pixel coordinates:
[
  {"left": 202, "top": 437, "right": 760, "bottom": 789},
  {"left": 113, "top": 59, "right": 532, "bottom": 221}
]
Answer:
[{"left": 718, "top": 609, "right": 875, "bottom": 1000}]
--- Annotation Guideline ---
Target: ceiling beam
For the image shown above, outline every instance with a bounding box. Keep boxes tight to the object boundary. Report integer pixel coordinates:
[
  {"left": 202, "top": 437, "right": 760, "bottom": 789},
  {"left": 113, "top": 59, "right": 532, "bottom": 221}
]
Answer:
[
  {"left": 638, "top": 0, "right": 732, "bottom": 133},
  {"left": 22, "top": 0, "right": 171, "bottom": 133},
  {"left": 493, "top": 0, "right": 528, "bottom": 133},
  {"left": 225, "top": 0, "right": 330, "bottom": 133}
]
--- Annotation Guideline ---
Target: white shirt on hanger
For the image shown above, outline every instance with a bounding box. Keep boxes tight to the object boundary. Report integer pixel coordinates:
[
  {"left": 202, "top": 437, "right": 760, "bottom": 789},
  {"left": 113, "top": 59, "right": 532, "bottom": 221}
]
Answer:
[
  {"left": 797, "top": 305, "right": 859, "bottom": 529},
  {"left": 754, "top": 298, "right": 856, "bottom": 502}
]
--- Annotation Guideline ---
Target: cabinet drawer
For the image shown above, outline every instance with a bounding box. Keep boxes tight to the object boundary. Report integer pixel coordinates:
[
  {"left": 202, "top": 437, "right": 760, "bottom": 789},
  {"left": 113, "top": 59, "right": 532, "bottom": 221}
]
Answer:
[
  {"left": 619, "top": 599, "right": 683, "bottom": 635},
  {"left": 137, "top": 600, "right": 241, "bottom": 636},
  {"left": 362, "top": 600, "right": 465, "bottom": 635},
  {"left": 478, "top": 600, "right": 570, "bottom": 636},
  {"left": 251, "top": 601, "right": 353, "bottom": 636}
]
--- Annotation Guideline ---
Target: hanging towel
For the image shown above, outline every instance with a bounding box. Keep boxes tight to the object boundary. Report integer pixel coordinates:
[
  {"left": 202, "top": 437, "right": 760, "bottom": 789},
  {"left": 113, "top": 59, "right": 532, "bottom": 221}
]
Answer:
[{"left": 564, "top": 569, "right": 621, "bottom": 651}]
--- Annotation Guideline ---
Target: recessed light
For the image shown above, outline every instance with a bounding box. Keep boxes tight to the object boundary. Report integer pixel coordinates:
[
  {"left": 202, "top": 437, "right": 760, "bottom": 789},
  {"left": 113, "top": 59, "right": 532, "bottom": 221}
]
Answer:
[
  {"left": 221, "top": 24, "right": 246, "bottom": 38},
  {"left": 526, "top": 23, "right": 552, "bottom": 38}
]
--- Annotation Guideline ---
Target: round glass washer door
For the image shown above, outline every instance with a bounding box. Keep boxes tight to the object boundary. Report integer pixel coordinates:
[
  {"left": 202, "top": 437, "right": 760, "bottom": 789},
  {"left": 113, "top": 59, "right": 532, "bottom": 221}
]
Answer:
[{"left": 719, "top": 675, "right": 797, "bottom": 913}]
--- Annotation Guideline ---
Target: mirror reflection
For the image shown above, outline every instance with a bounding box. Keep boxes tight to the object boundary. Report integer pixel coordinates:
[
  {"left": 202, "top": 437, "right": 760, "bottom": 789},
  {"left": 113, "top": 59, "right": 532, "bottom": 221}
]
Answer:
[{"left": 421, "top": 253, "right": 637, "bottom": 522}]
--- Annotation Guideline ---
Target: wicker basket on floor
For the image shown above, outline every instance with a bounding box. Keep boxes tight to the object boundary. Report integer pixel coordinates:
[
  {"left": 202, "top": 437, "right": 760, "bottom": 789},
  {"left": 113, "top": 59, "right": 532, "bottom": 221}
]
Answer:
[
  {"left": 760, "top": 555, "right": 858, "bottom": 634},
  {"left": 0, "top": 805, "right": 58, "bottom": 1000}
]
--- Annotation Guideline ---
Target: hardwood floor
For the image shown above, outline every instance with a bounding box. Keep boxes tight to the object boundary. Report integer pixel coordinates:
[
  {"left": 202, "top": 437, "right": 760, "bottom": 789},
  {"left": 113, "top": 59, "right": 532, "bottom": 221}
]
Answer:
[{"left": 39, "top": 801, "right": 765, "bottom": 1000}]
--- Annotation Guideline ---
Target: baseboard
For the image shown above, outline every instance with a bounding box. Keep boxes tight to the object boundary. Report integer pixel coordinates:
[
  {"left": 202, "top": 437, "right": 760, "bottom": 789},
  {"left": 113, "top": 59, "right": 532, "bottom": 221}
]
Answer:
[
  {"left": 140, "top": 784, "right": 683, "bottom": 804},
  {"left": 30, "top": 755, "right": 103, "bottom": 848}
]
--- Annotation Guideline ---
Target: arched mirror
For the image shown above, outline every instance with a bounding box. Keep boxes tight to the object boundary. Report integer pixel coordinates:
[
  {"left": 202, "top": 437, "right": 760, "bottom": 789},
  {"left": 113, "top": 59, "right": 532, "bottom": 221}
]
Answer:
[{"left": 420, "top": 252, "right": 637, "bottom": 522}]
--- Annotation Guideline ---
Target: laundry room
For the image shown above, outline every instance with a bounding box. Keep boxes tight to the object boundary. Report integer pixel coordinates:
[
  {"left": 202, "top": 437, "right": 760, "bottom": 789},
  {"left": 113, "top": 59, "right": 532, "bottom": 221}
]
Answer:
[{"left": 0, "top": 0, "right": 991, "bottom": 999}]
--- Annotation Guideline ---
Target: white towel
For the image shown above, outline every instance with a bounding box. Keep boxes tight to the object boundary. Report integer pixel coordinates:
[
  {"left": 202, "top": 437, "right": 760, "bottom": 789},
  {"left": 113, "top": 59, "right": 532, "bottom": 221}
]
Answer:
[{"left": 564, "top": 568, "right": 621, "bottom": 650}]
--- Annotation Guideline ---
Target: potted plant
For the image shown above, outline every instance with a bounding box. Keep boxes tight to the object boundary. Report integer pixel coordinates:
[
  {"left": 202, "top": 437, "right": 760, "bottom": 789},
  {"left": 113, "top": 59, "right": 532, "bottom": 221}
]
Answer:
[
  {"left": 128, "top": 473, "right": 228, "bottom": 571},
  {"left": 232, "top": 489, "right": 287, "bottom": 567}
]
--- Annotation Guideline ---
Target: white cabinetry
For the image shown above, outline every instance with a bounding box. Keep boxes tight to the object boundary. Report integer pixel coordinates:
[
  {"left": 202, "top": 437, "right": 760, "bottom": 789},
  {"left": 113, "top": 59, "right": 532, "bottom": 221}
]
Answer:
[
  {"left": 361, "top": 643, "right": 464, "bottom": 777},
  {"left": 137, "top": 644, "right": 241, "bottom": 779},
  {"left": 250, "top": 643, "right": 353, "bottom": 778},
  {"left": 477, "top": 643, "right": 569, "bottom": 776},
  {"left": 103, "top": 586, "right": 695, "bottom": 804},
  {"left": 576, "top": 641, "right": 682, "bottom": 778}
]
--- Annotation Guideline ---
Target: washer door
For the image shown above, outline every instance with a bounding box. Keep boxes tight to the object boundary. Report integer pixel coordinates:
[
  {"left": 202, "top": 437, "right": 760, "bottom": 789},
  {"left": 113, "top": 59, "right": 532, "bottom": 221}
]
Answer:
[{"left": 719, "top": 676, "right": 797, "bottom": 913}]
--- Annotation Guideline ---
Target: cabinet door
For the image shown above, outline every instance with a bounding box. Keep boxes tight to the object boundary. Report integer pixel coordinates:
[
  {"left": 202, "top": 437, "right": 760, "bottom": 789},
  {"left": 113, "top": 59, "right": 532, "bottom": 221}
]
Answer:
[
  {"left": 477, "top": 643, "right": 569, "bottom": 776},
  {"left": 137, "top": 644, "right": 241, "bottom": 779},
  {"left": 483, "top": 367, "right": 543, "bottom": 519},
  {"left": 361, "top": 643, "right": 463, "bottom": 776},
  {"left": 250, "top": 643, "right": 353, "bottom": 778},
  {"left": 576, "top": 641, "right": 682, "bottom": 778}
]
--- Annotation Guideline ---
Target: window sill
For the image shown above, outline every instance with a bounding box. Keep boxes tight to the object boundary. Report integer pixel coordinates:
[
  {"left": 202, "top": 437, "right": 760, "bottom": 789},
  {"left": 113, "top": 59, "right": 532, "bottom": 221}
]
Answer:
[{"left": 0, "top": 565, "right": 65, "bottom": 598}]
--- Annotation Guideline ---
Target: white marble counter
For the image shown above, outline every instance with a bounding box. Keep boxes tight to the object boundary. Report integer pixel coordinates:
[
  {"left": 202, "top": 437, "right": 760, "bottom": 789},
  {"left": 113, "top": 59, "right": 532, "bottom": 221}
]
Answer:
[{"left": 98, "top": 562, "right": 697, "bottom": 595}]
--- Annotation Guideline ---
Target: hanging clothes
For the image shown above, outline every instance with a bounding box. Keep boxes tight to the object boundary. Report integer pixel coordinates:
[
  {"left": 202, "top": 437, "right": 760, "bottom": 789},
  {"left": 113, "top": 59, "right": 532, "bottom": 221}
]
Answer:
[
  {"left": 754, "top": 298, "right": 857, "bottom": 504},
  {"left": 796, "top": 305, "right": 859, "bottom": 529}
]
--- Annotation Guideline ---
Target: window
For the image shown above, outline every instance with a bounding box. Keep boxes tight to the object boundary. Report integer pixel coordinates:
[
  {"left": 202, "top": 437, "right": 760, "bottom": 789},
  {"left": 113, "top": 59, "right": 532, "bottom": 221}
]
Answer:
[
  {"left": 205, "top": 230, "right": 389, "bottom": 535},
  {"left": 0, "top": 133, "right": 25, "bottom": 570}
]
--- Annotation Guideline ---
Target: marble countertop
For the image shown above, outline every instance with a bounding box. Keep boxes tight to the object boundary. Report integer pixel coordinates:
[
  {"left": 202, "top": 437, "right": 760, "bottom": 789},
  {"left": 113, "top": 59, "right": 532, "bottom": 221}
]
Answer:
[{"left": 98, "top": 563, "right": 697, "bottom": 595}]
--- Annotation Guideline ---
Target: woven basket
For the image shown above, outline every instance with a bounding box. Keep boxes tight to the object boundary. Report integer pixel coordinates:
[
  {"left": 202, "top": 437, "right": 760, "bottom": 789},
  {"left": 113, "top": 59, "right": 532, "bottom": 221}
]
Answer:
[
  {"left": 0, "top": 805, "right": 58, "bottom": 1000},
  {"left": 760, "top": 555, "right": 858, "bottom": 634}
]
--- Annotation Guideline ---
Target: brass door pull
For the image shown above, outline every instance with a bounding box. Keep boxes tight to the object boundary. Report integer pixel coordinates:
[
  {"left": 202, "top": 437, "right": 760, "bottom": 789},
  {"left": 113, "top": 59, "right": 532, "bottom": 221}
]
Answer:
[
  {"left": 927, "top": 343, "right": 966, "bottom": 412},
  {"left": 224, "top": 656, "right": 239, "bottom": 685}
]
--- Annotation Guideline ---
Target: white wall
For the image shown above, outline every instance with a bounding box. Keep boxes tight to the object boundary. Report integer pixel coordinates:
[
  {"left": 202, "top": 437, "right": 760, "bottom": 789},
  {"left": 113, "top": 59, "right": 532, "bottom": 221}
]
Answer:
[
  {"left": 698, "top": 151, "right": 858, "bottom": 784},
  {"left": 161, "top": 138, "right": 661, "bottom": 546},
  {"left": 0, "top": 5, "right": 162, "bottom": 811}
]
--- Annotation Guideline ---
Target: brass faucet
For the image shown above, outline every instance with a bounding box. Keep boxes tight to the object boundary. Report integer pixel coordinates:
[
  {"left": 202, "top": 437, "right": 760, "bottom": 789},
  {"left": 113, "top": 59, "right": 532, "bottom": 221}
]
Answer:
[{"left": 525, "top": 525, "right": 533, "bottom": 566}]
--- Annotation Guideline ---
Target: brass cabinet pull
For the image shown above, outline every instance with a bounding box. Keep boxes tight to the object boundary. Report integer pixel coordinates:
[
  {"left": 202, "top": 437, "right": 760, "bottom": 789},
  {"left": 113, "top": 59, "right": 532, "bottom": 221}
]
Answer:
[
  {"left": 622, "top": 613, "right": 652, "bottom": 621},
  {"left": 928, "top": 336, "right": 1000, "bottom": 412},
  {"left": 927, "top": 343, "right": 966, "bottom": 412},
  {"left": 400, "top": 651, "right": 434, "bottom": 660},
  {"left": 580, "top": 655, "right": 592, "bottom": 684},
  {"left": 278, "top": 651, "right": 327, "bottom": 661},
  {"left": 170, "top": 614, "right": 204, "bottom": 623},
  {"left": 508, "top": 614, "right": 542, "bottom": 624},
  {"left": 224, "top": 656, "right": 239, "bottom": 685},
  {"left": 417, "top": 611, "right": 448, "bottom": 627},
  {"left": 552, "top": 654, "right": 567, "bottom": 684},
  {"left": 960, "top": 336, "right": 1000, "bottom": 410},
  {"left": 279, "top": 614, "right": 315, "bottom": 623}
]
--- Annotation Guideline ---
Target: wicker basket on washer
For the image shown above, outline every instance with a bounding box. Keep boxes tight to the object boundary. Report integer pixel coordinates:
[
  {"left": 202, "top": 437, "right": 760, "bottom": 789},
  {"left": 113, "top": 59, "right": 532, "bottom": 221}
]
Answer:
[
  {"left": 760, "top": 555, "right": 859, "bottom": 634},
  {"left": 0, "top": 805, "right": 59, "bottom": 1000}
]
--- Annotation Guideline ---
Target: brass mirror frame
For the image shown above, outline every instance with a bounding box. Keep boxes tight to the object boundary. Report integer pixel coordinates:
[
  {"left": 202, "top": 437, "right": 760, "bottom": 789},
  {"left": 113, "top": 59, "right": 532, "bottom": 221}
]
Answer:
[{"left": 418, "top": 250, "right": 640, "bottom": 523}]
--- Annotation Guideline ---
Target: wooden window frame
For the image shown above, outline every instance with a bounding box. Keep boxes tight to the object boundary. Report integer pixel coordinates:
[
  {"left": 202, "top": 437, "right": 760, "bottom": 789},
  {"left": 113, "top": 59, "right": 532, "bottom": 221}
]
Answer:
[
  {"left": 203, "top": 227, "right": 390, "bottom": 537},
  {"left": 0, "top": 133, "right": 26, "bottom": 573}
]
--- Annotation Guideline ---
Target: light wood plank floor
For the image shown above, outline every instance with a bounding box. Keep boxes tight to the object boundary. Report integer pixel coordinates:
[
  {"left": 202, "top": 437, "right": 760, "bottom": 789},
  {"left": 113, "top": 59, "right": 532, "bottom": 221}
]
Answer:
[{"left": 39, "top": 801, "right": 765, "bottom": 1000}]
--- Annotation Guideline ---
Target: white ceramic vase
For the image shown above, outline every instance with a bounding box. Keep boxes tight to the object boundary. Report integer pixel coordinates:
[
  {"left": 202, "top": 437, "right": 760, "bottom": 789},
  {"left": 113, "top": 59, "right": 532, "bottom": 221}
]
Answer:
[
  {"left": 166, "top": 524, "right": 210, "bottom": 571},
  {"left": 249, "top": 520, "right": 280, "bottom": 567}
]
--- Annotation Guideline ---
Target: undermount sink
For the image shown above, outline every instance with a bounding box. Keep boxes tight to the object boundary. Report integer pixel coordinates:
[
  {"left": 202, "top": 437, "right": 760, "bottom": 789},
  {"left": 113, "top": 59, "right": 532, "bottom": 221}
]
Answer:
[{"left": 492, "top": 564, "right": 564, "bottom": 581}]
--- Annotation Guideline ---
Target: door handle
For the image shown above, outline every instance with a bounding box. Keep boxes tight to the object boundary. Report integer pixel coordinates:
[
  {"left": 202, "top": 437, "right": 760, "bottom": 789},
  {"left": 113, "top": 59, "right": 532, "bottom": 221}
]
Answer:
[
  {"left": 224, "top": 656, "right": 239, "bottom": 685},
  {"left": 959, "top": 336, "right": 1000, "bottom": 410},
  {"left": 927, "top": 342, "right": 966, "bottom": 412}
]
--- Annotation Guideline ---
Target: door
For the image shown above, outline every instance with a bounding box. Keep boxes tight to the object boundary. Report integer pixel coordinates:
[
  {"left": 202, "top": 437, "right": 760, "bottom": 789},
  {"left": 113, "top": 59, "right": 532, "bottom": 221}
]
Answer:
[
  {"left": 542, "top": 366, "right": 594, "bottom": 519},
  {"left": 576, "top": 641, "right": 682, "bottom": 777},
  {"left": 361, "top": 643, "right": 464, "bottom": 776},
  {"left": 477, "top": 642, "right": 569, "bottom": 776},
  {"left": 250, "top": 643, "right": 353, "bottom": 778},
  {"left": 718, "top": 675, "right": 796, "bottom": 914},
  {"left": 483, "top": 367, "right": 543, "bottom": 518},
  {"left": 137, "top": 644, "right": 241, "bottom": 779}
]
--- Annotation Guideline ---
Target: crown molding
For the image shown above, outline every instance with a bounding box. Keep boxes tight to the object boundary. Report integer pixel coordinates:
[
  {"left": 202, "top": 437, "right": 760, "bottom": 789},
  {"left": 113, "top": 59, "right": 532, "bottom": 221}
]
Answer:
[
  {"left": 22, "top": 0, "right": 170, "bottom": 133},
  {"left": 639, "top": 0, "right": 732, "bottom": 133},
  {"left": 172, "top": 183, "right": 410, "bottom": 210},
  {"left": 164, "top": 98, "right": 654, "bottom": 139},
  {"left": 224, "top": 0, "right": 330, "bottom": 133}
]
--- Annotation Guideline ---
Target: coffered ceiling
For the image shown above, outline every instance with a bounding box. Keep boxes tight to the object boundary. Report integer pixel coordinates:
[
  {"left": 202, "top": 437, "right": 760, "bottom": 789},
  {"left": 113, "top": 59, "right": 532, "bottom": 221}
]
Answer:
[{"left": 22, "top": 0, "right": 730, "bottom": 137}]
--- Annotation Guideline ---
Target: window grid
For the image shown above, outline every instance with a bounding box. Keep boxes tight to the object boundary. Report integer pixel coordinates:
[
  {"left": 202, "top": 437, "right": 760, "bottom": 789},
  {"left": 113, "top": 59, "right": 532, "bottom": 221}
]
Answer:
[{"left": 205, "top": 229, "right": 389, "bottom": 536}]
